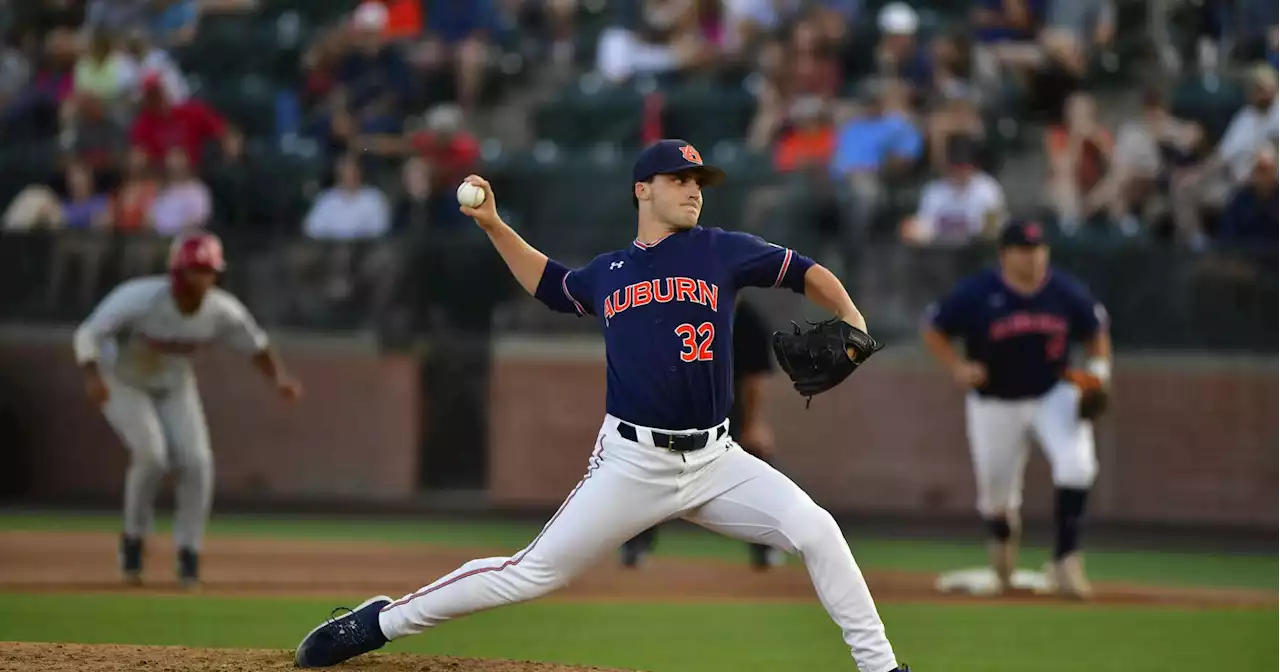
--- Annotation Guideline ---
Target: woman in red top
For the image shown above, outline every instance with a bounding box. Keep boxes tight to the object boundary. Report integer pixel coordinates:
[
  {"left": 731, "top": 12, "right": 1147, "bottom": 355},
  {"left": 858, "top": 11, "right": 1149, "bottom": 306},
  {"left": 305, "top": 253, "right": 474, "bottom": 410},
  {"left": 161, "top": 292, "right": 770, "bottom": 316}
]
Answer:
[{"left": 1045, "top": 93, "right": 1113, "bottom": 233}]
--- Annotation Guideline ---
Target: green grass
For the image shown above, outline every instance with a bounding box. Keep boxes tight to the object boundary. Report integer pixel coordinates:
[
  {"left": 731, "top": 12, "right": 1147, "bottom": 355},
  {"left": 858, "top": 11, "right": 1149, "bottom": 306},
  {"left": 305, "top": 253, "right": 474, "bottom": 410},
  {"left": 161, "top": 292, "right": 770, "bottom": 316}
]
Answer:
[
  {"left": 1, "top": 510, "right": 1274, "bottom": 591},
  {"left": 0, "top": 593, "right": 1273, "bottom": 672},
  {"left": 1, "top": 512, "right": 1275, "bottom": 670}
]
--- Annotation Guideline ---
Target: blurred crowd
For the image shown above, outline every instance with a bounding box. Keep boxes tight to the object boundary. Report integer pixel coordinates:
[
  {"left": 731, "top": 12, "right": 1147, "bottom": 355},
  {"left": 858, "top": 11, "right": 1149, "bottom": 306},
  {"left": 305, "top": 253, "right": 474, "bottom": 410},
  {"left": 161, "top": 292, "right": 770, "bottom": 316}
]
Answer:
[
  {"left": 0, "top": 0, "right": 1275, "bottom": 331},
  {"left": 587, "top": 0, "right": 1277, "bottom": 249}
]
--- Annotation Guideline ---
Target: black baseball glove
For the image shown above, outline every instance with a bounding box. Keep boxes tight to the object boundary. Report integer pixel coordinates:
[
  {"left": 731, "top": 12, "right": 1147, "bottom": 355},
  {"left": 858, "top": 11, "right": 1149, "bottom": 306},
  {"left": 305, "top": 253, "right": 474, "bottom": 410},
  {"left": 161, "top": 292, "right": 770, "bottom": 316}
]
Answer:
[{"left": 772, "top": 318, "right": 884, "bottom": 406}]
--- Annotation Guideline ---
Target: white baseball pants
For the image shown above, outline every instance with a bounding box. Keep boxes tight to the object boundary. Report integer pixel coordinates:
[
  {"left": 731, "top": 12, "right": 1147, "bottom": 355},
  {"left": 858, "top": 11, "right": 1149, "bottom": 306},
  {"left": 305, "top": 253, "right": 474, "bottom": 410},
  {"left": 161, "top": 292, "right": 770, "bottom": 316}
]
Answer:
[
  {"left": 965, "top": 382, "right": 1098, "bottom": 517},
  {"left": 101, "top": 374, "right": 213, "bottom": 550},
  {"left": 379, "top": 414, "right": 900, "bottom": 672}
]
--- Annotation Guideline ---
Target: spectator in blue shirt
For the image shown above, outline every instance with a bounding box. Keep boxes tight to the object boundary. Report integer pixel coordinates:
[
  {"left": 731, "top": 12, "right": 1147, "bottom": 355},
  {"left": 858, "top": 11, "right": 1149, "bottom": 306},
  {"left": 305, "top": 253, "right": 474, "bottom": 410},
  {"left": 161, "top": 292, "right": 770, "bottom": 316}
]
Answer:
[
  {"left": 874, "top": 3, "right": 932, "bottom": 92},
  {"left": 151, "top": 0, "right": 207, "bottom": 47},
  {"left": 830, "top": 80, "right": 923, "bottom": 237},
  {"left": 1218, "top": 147, "right": 1278, "bottom": 247},
  {"left": 1198, "top": 0, "right": 1276, "bottom": 67},
  {"left": 410, "top": 0, "right": 495, "bottom": 110},
  {"left": 970, "top": 0, "right": 1047, "bottom": 95},
  {"left": 312, "top": 2, "right": 411, "bottom": 154}
]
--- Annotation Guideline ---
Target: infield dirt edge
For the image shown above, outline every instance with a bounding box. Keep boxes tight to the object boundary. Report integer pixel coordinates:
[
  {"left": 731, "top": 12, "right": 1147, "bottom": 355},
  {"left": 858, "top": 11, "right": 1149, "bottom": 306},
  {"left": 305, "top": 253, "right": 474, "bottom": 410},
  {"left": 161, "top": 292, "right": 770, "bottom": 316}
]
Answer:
[
  {"left": 0, "top": 642, "right": 635, "bottom": 671},
  {"left": 1, "top": 531, "right": 1273, "bottom": 610}
]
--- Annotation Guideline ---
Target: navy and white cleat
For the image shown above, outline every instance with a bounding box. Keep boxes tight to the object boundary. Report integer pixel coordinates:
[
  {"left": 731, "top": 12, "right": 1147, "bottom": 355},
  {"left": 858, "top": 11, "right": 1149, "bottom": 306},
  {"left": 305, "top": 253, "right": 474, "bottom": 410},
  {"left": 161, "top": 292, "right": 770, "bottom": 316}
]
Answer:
[{"left": 294, "top": 595, "right": 392, "bottom": 668}]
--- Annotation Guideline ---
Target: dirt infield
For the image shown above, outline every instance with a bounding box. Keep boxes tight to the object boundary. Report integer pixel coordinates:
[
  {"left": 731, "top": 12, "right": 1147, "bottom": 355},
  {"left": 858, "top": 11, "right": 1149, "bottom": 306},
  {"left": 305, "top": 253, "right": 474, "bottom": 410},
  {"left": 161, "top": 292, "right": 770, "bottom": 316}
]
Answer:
[
  {"left": 0, "top": 642, "right": 630, "bottom": 672},
  {"left": 1, "top": 530, "right": 1273, "bottom": 609}
]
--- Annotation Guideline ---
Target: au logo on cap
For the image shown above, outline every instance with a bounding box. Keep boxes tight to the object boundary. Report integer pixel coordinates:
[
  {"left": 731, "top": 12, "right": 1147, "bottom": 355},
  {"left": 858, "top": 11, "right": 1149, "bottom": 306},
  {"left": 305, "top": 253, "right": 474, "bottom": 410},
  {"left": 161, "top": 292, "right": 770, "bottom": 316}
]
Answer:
[{"left": 679, "top": 145, "right": 703, "bottom": 165}]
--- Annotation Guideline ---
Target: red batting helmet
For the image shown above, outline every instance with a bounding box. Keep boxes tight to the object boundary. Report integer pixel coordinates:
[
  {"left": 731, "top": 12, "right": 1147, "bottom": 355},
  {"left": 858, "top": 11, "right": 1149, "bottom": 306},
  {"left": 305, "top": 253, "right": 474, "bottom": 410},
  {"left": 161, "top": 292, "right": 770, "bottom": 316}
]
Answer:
[{"left": 168, "top": 232, "right": 226, "bottom": 273}]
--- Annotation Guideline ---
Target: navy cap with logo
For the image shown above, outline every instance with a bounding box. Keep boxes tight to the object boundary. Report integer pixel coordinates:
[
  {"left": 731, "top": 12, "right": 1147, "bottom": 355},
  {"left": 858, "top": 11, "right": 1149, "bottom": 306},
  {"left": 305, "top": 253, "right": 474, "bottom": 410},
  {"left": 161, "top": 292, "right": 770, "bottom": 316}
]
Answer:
[
  {"left": 998, "top": 219, "right": 1048, "bottom": 248},
  {"left": 632, "top": 139, "right": 726, "bottom": 186}
]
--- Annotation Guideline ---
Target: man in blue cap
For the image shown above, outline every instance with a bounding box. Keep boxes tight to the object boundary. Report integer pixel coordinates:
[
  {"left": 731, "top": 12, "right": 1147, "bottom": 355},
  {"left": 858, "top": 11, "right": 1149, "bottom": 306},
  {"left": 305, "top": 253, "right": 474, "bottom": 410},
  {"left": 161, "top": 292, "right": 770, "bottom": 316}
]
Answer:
[
  {"left": 294, "top": 140, "right": 911, "bottom": 672},
  {"left": 922, "top": 219, "right": 1113, "bottom": 599}
]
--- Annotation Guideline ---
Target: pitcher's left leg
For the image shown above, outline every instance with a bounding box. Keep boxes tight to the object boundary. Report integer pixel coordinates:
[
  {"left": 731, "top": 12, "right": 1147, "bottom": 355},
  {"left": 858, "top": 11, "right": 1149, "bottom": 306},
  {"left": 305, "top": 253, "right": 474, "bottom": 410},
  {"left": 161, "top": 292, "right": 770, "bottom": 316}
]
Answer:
[
  {"left": 683, "top": 447, "right": 901, "bottom": 672},
  {"left": 1033, "top": 382, "right": 1099, "bottom": 598}
]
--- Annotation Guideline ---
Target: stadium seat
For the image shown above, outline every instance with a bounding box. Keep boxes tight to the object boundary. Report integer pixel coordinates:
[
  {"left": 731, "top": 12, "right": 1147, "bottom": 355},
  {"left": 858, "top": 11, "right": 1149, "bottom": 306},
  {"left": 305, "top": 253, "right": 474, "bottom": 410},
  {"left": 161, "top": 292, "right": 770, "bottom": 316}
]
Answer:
[
  {"left": 195, "top": 74, "right": 282, "bottom": 139},
  {"left": 533, "top": 82, "right": 646, "bottom": 149},
  {"left": 660, "top": 83, "right": 757, "bottom": 151}
]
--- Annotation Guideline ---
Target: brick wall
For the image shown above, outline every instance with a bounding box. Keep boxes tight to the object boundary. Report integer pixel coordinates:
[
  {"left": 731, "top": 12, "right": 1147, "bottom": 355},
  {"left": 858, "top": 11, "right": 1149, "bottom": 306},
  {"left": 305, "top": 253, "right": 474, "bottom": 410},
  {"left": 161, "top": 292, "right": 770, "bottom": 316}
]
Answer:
[
  {"left": 487, "top": 341, "right": 1278, "bottom": 528},
  {"left": 0, "top": 331, "right": 421, "bottom": 500}
]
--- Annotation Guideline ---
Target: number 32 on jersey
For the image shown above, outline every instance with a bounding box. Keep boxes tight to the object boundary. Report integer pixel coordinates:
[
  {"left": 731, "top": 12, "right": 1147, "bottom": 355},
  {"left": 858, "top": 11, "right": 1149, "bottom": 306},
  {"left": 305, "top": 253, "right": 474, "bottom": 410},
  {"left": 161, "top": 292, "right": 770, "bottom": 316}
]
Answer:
[{"left": 675, "top": 322, "right": 715, "bottom": 362}]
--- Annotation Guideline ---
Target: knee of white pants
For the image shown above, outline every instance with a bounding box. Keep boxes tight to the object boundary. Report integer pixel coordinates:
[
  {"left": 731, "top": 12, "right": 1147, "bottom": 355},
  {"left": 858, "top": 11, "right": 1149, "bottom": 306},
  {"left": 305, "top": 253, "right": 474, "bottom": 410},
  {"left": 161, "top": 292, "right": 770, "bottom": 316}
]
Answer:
[
  {"left": 173, "top": 448, "right": 212, "bottom": 475},
  {"left": 783, "top": 503, "right": 845, "bottom": 558},
  {"left": 976, "top": 488, "right": 1022, "bottom": 519},
  {"left": 502, "top": 550, "right": 573, "bottom": 595},
  {"left": 129, "top": 443, "right": 169, "bottom": 475},
  {"left": 1052, "top": 455, "right": 1098, "bottom": 490}
]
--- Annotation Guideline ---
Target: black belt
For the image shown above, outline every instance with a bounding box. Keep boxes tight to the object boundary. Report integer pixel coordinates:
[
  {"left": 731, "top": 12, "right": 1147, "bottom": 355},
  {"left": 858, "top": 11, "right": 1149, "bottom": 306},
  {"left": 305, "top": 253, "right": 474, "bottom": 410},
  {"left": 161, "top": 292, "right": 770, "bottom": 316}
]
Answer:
[{"left": 617, "top": 422, "right": 726, "bottom": 452}]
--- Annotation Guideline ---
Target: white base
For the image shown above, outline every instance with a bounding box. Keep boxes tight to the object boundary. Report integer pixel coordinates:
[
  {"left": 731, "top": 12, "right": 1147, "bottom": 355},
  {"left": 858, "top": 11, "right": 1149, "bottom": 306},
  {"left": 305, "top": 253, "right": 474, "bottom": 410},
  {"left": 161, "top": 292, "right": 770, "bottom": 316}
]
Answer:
[{"left": 934, "top": 566, "right": 1054, "bottom": 596}]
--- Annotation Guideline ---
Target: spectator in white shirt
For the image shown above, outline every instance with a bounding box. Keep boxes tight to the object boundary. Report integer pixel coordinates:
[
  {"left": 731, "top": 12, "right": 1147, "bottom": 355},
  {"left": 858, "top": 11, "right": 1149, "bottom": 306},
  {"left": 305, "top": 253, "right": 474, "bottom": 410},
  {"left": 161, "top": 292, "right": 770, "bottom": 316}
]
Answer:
[
  {"left": 1089, "top": 87, "right": 1201, "bottom": 234},
  {"left": 304, "top": 155, "right": 390, "bottom": 240},
  {"left": 1171, "top": 63, "right": 1279, "bottom": 247},
  {"left": 118, "top": 28, "right": 189, "bottom": 104},
  {"left": 595, "top": 0, "right": 708, "bottom": 83},
  {"left": 1212, "top": 66, "right": 1279, "bottom": 185},
  {"left": 149, "top": 147, "right": 211, "bottom": 235},
  {"left": 292, "top": 155, "right": 395, "bottom": 312},
  {"left": 721, "top": 0, "right": 860, "bottom": 56},
  {"left": 903, "top": 137, "right": 1006, "bottom": 245}
]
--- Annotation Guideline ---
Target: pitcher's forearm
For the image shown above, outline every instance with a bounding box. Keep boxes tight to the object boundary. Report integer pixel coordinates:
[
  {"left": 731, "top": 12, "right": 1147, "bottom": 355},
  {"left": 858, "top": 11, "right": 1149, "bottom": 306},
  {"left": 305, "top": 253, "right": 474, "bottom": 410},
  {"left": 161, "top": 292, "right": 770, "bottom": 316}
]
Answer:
[
  {"left": 484, "top": 221, "right": 550, "bottom": 295},
  {"left": 803, "top": 265, "right": 865, "bottom": 331}
]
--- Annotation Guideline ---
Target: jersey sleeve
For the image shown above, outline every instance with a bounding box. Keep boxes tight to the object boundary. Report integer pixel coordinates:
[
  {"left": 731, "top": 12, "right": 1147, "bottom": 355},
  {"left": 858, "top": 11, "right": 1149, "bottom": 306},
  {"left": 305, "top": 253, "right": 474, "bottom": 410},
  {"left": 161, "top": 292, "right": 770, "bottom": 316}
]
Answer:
[
  {"left": 1061, "top": 276, "right": 1107, "bottom": 340},
  {"left": 717, "top": 229, "right": 815, "bottom": 292},
  {"left": 732, "top": 301, "right": 774, "bottom": 377},
  {"left": 924, "top": 281, "right": 975, "bottom": 337},
  {"left": 534, "top": 259, "right": 596, "bottom": 316},
  {"left": 216, "top": 292, "right": 271, "bottom": 353},
  {"left": 73, "top": 280, "right": 150, "bottom": 365}
]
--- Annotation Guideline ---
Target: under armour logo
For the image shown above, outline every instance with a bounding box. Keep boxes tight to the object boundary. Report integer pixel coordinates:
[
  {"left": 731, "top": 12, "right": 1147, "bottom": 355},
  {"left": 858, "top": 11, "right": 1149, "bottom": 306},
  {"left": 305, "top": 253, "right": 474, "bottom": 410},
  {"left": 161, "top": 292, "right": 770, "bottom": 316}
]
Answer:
[{"left": 610, "top": 261, "right": 625, "bottom": 270}]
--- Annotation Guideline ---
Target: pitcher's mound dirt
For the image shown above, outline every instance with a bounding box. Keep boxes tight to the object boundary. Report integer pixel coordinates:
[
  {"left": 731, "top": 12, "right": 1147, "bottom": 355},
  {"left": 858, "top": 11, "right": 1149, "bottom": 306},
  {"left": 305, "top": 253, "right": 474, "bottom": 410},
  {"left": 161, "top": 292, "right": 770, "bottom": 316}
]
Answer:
[{"left": 0, "top": 642, "right": 633, "bottom": 672}]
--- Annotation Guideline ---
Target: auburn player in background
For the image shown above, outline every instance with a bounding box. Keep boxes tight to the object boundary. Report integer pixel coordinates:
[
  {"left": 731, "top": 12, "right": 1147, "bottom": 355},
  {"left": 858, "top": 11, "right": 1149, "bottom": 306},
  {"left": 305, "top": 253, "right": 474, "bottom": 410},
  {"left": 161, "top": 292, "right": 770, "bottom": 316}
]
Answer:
[{"left": 922, "top": 219, "right": 1111, "bottom": 598}]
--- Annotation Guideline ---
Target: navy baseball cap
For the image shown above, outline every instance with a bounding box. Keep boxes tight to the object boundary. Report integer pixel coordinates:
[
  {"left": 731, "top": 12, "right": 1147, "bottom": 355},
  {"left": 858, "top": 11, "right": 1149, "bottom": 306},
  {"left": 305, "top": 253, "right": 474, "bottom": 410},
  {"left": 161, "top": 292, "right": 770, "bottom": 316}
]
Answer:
[
  {"left": 998, "top": 219, "right": 1048, "bottom": 247},
  {"left": 632, "top": 139, "right": 726, "bottom": 186}
]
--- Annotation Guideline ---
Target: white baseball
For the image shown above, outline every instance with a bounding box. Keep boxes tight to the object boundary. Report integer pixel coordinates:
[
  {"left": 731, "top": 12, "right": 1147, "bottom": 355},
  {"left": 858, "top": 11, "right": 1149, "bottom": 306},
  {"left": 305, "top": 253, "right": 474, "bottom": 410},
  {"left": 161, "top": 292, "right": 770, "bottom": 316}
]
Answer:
[{"left": 457, "top": 182, "right": 486, "bottom": 208}]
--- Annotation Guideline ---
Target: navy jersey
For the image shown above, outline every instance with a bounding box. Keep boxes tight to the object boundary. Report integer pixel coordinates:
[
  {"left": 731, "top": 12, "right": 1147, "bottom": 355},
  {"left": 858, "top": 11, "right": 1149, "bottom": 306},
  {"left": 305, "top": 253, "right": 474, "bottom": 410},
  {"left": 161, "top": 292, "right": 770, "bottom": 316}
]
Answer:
[
  {"left": 535, "top": 227, "right": 814, "bottom": 430},
  {"left": 927, "top": 268, "right": 1107, "bottom": 400}
]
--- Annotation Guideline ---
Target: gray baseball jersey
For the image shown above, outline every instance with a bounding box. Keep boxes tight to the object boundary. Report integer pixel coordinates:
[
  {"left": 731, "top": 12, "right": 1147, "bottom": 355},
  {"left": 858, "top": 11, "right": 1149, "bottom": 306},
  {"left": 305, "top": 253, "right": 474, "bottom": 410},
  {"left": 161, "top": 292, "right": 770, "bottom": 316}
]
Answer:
[
  {"left": 73, "top": 275, "right": 269, "bottom": 551},
  {"left": 74, "top": 275, "right": 269, "bottom": 389}
]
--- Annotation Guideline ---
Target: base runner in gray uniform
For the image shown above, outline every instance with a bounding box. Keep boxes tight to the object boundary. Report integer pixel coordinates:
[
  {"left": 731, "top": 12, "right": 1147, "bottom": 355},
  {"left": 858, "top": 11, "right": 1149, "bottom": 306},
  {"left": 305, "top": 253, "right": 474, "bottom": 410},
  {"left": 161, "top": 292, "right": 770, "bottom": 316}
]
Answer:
[{"left": 73, "top": 233, "right": 303, "bottom": 586}]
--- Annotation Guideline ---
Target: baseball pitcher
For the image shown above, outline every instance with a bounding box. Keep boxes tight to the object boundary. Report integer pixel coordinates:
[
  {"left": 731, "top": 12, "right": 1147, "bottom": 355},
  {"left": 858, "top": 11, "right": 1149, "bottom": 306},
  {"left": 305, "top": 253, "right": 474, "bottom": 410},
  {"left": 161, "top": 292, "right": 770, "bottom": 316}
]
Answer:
[
  {"left": 922, "top": 219, "right": 1112, "bottom": 598},
  {"left": 294, "top": 140, "right": 908, "bottom": 672},
  {"left": 73, "top": 232, "right": 302, "bottom": 586}
]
